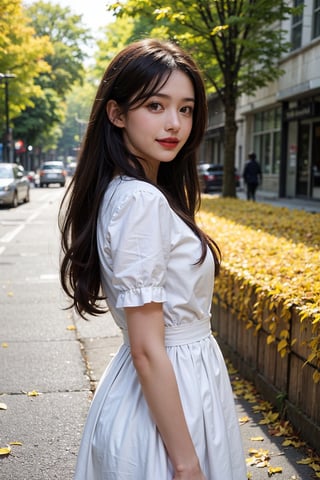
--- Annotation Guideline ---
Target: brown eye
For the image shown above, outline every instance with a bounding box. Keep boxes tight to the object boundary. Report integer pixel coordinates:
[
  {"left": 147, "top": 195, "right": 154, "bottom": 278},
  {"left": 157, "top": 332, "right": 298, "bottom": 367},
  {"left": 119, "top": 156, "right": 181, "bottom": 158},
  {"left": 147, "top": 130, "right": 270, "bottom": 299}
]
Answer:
[
  {"left": 180, "top": 106, "right": 193, "bottom": 116},
  {"left": 147, "top": 102, "right": 163, "bottom": 112}
]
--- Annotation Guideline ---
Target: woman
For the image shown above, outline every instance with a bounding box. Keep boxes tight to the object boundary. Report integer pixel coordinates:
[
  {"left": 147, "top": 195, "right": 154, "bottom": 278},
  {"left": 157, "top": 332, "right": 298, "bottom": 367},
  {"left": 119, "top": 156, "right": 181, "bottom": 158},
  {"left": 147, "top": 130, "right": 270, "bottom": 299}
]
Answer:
[{"left": 59, "top": 38, "right": 247, "bottom": 480}]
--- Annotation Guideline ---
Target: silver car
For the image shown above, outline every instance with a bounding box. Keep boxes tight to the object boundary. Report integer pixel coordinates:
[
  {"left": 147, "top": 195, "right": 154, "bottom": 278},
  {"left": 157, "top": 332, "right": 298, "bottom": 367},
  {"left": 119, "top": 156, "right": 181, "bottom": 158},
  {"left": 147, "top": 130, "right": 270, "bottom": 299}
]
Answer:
[
  {"left": 39, "top": 161, "right": 66, "bottom": 187},
  {"left": 0, "top": 163, "right": 30, "bottom": 208}
]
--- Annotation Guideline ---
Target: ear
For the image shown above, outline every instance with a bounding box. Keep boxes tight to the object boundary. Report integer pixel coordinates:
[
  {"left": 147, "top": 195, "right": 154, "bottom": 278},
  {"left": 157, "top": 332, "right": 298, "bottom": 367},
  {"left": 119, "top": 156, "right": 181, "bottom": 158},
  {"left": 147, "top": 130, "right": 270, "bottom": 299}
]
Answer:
[{"left": 106, "top": 100, "right": 125, "bottom": 128}]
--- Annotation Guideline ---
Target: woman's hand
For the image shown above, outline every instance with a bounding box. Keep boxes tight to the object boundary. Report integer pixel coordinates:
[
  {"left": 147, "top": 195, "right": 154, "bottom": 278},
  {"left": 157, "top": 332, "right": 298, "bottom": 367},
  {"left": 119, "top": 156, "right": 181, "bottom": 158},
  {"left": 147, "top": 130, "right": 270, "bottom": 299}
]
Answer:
[{"left": 173, "top": 467, "right": 207, "bottom": 480}]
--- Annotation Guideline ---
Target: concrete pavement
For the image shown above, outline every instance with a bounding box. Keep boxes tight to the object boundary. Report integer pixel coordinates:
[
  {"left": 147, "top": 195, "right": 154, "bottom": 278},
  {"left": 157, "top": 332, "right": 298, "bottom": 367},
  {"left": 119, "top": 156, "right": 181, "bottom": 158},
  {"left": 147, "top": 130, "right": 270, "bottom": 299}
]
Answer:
[
  {"left": 0, "top": 187, "right": 318, "bottom": 479},
  {"left": 237, "top": 188, "right": 320, "bottom": 213},
  {"left": 0, "top": 189, "right": 90, "bottom": 479}
]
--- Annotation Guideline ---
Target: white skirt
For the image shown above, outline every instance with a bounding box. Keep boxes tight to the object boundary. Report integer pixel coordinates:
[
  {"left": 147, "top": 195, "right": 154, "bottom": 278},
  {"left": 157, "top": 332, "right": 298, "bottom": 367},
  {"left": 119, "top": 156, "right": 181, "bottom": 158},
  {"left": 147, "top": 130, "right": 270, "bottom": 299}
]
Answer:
[{"left": 74, "top": 322, "right": 247, "bottom": 480}]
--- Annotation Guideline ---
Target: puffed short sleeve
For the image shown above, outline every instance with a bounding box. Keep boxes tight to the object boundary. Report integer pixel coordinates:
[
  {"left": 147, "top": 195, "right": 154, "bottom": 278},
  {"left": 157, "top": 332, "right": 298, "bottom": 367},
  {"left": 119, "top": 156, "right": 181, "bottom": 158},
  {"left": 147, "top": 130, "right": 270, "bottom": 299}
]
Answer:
[{"left": 107, "top": 188, "right": 172, "bottom": 308}]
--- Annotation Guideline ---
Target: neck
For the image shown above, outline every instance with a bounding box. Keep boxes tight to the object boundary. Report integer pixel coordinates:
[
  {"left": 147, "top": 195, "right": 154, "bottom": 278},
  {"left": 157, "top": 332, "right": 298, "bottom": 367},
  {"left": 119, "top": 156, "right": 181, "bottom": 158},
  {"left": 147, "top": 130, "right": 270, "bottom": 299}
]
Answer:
[{"left": 139, "top": 160, "right": 159, "bottom": 184}]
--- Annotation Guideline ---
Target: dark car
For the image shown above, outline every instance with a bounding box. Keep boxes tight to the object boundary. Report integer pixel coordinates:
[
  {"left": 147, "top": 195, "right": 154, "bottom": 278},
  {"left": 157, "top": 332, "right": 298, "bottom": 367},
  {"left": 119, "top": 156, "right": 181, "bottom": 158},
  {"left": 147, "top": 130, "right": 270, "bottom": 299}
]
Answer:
[
  {"left": 0, "top": 163, "right": 30, "bottom": 207},
  {"left": 39, "top": 161, "right": 66, "bottom": 187},
  {"left": 197, "top": 163, "right": 240, "bottom": 193}
]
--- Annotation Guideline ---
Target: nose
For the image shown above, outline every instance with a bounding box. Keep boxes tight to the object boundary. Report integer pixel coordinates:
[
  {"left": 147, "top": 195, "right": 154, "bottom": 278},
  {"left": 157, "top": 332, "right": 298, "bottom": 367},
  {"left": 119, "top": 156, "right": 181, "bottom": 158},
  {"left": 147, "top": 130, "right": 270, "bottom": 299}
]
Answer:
[{"left": 164, "top": 109, "right": 181, "bottom": 131}]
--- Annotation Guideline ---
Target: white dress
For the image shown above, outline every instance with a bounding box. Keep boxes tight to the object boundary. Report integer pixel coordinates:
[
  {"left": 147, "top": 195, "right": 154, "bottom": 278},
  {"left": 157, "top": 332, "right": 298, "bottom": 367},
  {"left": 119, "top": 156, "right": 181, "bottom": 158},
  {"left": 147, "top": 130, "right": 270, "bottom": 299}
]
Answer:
[{"left": 74, "top": 176, "right": 247, "bottom": 480}]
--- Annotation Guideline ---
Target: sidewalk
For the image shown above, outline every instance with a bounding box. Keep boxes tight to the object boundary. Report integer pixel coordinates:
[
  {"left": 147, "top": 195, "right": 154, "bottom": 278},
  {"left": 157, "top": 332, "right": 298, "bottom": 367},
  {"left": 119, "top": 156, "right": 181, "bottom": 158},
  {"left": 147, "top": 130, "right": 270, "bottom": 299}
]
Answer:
[
  {"left": 74, "top": 311, "right": 317, "bottom": 480},
  {"left": 236, "top": 188, "right": 320, "bottom": 213},
  {"left": 1, "top": 189, "right": 318, "bottom": 479}
]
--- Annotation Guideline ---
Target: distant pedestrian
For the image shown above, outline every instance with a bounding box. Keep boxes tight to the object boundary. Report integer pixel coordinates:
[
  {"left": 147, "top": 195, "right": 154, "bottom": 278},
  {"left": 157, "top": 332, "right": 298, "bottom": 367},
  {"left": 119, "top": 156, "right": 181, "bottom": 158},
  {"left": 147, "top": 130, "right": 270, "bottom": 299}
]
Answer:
[
  {"left": 243, "top": 152, "right": 262, "bottom": 201},
  {"left": 59, "top": 38, "right": 247, "bottom": 480}
]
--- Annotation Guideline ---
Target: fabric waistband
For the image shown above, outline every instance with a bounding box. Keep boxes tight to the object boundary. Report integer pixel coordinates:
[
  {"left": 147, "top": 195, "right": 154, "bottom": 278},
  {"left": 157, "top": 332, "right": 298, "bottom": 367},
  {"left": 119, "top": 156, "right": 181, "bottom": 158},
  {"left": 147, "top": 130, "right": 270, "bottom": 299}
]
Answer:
[{"left": 122, "top": 318, "right": 211, "bottom": 347}]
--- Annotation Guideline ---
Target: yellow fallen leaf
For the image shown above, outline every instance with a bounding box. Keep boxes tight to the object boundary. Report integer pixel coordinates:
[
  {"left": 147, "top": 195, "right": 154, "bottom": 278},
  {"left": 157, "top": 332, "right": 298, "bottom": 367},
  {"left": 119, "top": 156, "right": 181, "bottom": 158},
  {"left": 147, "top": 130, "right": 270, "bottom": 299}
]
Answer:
[
  {"left": 66, "top": 325, "right": 76, "bottom": 331},
  {"left": 26, "top": 390, "right": 41, "bottom": 397},
  {"left": 0, "top": 402, "right": 7, "bottom": 410},
  {"left": 1, "top": 342, "right": 8, "bottom": 348},
  {"left": 246, "top": 447, "right": 270, "bottom": 467},
  {"left": 250, "top": 436, "right": 264, "bottom": 441},
  {"left": 311, "top": 463, "right": 320, "bottom": 472},
  {"left": 252, "top": 401, "right": 273, "bottom": 413},
  {"left": 259, "top": 412, "right": 279, "bottom": 425},
  {"left": 268, "top": 466, "right": 282, "bottom": 475},
  {"left": 227, "top": 364, "right": 238, "bottom": 375},
  {"left": 9, "top": 441, "right": 22, "bottom": 446},
  {"left": 297, "top": 457, "right": 314, "bottom": 465},
  {"left": 243, "top": 392, "right": 257, "bottom": 403},
  {"left": 0, "top": 445, "right": 11, "bottom": 456},
  {"left": 282, "top": 439, "right": 305, "bottom": 448},
  {"left": 269, "top": 420, "right": 293, "bottom": 437},
  {"left": 239, "top": 416, "right": 250, "bottom": 425},
  {"left": 7, "top": 291, "right": 14, "bottom": 297}
]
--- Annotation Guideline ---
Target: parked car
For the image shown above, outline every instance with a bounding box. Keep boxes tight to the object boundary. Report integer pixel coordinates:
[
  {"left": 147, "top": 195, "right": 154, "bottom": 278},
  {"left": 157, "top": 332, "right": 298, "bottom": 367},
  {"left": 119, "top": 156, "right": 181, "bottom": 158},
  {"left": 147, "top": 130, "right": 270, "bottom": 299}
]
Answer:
[
  {"left": 197, "top": 163, "right": 240, "bottom": 193},
  {"left": 39, "top": 161, "right": 66, "bottom": 187},
  {"left": 0, "top": 163, "right": 30, "bottom": 207}
]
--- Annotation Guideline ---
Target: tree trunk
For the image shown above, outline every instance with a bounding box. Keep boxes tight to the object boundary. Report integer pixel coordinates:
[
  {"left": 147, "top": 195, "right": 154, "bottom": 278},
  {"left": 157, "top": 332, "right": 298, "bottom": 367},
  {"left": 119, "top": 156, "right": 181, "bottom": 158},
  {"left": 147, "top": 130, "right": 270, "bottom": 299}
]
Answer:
[{"left": 222, "top": 96, "right": 238, "bottom": 197}]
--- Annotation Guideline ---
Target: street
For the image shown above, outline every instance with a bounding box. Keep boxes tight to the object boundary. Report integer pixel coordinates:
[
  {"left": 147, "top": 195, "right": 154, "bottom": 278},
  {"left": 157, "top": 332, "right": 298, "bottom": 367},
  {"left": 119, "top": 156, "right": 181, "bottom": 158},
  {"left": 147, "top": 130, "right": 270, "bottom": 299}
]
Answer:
[
  {"left": 0, "top": 186, "right": 116, "bottom": 480},
  {"left": 0, "top": 186, "right": 314, "bottom": 479}
]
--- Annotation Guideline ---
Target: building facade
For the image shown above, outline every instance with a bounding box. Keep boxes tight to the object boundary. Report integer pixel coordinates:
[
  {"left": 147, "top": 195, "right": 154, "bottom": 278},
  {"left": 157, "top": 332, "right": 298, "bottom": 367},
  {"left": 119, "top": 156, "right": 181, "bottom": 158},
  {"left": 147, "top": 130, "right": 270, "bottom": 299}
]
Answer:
[{"left": 203, "top": 0, "right": 320, "bottom": 199}]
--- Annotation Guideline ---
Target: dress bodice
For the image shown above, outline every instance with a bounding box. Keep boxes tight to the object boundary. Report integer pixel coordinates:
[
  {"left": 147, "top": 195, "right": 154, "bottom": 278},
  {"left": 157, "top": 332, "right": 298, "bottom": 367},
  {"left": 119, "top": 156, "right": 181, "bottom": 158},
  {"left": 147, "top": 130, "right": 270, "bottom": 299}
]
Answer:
[{"left": 97, "top": 176, "right": 214, "bottom": 331}]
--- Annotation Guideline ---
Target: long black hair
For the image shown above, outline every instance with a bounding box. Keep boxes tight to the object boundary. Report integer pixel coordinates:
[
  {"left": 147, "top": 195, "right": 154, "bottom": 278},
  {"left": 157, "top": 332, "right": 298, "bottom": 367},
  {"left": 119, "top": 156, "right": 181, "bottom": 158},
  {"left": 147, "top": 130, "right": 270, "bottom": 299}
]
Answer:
[{"left": 59, "top": 38, "right": 221, "bottom": 318}]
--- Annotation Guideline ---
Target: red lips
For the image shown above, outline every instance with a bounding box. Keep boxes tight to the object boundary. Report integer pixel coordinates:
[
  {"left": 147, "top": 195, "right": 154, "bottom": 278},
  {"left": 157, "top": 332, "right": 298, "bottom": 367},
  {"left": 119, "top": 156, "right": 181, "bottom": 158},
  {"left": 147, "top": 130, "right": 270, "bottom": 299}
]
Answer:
[{"left": 156, "top": 137, "right": 179, "bottom": 148}]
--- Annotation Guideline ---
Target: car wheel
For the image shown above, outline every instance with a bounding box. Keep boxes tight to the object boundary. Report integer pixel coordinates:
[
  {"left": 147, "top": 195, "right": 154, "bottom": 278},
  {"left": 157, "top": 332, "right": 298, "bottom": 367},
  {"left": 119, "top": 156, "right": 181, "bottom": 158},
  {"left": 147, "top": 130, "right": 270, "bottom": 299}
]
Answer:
[{"left": 11, "top": 192, "right": 18, "bottom": 208}]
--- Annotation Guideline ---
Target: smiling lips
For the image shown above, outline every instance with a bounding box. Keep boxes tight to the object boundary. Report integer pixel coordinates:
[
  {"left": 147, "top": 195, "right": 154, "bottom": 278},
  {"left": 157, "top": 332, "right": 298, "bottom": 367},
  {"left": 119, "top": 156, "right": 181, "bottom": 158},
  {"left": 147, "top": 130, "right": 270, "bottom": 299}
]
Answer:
[{"left": 156, "top": 137, "right": 179, "bottom": 149}]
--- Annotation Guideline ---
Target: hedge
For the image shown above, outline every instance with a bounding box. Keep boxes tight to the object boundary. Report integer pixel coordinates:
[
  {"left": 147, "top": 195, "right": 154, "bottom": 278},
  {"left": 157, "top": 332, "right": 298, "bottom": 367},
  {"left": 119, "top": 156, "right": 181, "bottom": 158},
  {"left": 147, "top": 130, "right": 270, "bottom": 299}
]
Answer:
[{"left": 198, "top": 197, "right": 320, "bottom": 383}]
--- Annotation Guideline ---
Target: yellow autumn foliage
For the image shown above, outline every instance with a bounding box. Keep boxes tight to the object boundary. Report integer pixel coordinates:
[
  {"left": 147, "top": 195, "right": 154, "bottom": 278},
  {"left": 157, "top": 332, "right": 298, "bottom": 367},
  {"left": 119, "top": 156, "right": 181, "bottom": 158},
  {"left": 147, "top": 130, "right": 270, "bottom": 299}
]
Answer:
[{"left": 198, "top": 196, "right": 320, "bottom": 383}]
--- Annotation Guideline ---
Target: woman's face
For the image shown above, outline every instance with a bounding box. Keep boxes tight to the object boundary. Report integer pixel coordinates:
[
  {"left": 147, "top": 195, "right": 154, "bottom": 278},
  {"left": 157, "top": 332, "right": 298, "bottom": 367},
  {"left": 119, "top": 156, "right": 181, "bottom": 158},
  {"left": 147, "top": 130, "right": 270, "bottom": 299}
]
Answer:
[{"left": 115, "top": 70, "right": 195, "bottom": 182}]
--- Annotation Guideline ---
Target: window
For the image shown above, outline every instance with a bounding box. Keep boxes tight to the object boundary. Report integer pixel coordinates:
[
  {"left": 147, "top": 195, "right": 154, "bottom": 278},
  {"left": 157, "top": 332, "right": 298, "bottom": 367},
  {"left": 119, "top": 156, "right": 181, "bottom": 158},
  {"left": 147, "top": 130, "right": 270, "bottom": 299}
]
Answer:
[
  {"left": 291, "top": 0, "right": 304, "bottom": 50},
  {"left": 314, "top": 0, "right": 320, "bottom": 38},
  {"left": 253, "top": 108, "right": 281, "bottom": 175}
]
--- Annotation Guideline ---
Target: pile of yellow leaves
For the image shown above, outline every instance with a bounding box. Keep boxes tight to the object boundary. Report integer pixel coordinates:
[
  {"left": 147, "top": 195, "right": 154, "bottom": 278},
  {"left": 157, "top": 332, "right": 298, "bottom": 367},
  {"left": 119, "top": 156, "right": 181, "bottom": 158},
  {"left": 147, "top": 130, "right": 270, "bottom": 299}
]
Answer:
[
  {"left": 228, "top": 362, "right": 320, "bottom": 478},
  {"left": 198, "top": 197, "right": 320, "bottom": 382}
]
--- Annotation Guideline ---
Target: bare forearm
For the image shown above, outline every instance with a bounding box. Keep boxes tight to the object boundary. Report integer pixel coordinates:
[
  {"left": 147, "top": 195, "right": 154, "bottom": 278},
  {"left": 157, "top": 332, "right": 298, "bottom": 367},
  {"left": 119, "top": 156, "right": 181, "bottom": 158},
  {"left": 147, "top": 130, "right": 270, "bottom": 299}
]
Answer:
[
  {"left": 126, "top": 303, "right": 205, "bottom": 478},
  {"left": 135, "top": 351, "right": 199, "bottom": 470}
]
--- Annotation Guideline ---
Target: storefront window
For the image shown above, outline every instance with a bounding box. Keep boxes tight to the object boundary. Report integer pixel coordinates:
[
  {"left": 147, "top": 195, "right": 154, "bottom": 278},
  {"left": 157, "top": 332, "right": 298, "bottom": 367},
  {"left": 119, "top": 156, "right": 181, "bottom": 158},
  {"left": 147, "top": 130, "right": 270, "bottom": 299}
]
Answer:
[
  {"left": 253, "top": 108, "right": 281, "bottom": 174},
  {"left": 254, "top": 112, "right": 262, "bottom": 133},
  {"left": 314, "top": 0, "right": 320, "bottom": 38},
  {"left": 274, "top": 108, "right": 281, "bottom": 129},
  {"left": 273, "top": 132, "right": 281, "bottom": 174}
]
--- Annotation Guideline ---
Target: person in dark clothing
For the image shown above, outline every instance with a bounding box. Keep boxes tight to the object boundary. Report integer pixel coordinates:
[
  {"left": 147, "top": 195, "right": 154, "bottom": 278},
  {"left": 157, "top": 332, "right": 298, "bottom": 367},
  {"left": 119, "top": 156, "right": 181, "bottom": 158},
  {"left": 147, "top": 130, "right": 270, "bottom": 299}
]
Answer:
[{"left": 243, "top": 152, "right": 262, "bottom": 201}]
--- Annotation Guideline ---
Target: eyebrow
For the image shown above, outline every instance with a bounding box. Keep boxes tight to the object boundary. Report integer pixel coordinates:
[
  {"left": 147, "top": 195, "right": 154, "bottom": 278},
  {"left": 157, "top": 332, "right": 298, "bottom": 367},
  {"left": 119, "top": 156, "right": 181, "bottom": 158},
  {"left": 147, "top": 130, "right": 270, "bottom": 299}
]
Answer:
[{"left": 151, "top": 93, "right": 195, "bottom": 102}]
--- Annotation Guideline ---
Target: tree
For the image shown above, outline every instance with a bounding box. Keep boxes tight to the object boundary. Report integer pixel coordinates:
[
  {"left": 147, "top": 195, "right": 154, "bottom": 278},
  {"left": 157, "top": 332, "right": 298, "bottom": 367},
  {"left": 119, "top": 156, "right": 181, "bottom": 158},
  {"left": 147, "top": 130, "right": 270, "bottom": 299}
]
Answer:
[
  {"left": 0, "top": 0, "right": 52, "bottom": 130},
  {"left": 94, "top": 14, "right": 135, "bottom": 79},
  {"left": 25, "top": 1, "right": 91, "bottom": 95},
  {"left": 57, "top": 15, "right": 135, "bottom": 160},
  {"left": 108, "top": 0, "right": 298, "bottom": 196},
  {"left": 13, "top": 1, "right": 91, "bottom": 158},
  {"left": 57, "top": 81, "right": 95, "bottom": 160}
]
